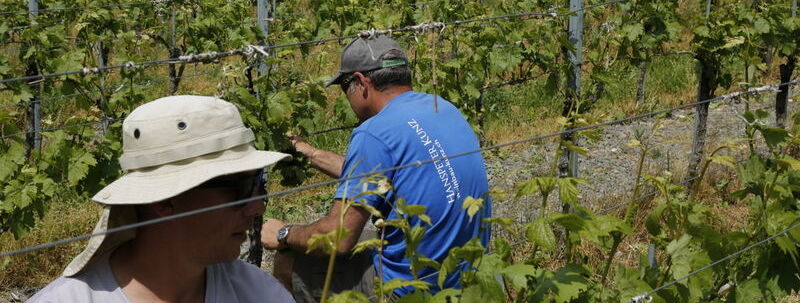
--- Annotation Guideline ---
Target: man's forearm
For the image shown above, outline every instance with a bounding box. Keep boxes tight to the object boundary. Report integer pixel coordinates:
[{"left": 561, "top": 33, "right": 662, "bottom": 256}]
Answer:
[
  {"left": 284, "top": 217, "right": 338, "bottom": 257},
  {"left": 284, "top": 200, "right": 369, "bottom": 257},
  {"left": 307, "top": 148, "right": 344, "bottom": 178}
]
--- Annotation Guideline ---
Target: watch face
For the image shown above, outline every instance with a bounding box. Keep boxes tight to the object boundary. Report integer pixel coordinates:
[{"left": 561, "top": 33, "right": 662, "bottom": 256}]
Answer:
[{"left": 278, "top": 226, "right": 289, "bottom": 242}]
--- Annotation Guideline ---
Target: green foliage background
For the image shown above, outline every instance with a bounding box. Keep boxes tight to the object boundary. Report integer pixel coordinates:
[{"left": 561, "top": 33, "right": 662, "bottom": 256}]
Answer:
[{"left": 1, "top": 0, "right": 800, "bottom": 301}]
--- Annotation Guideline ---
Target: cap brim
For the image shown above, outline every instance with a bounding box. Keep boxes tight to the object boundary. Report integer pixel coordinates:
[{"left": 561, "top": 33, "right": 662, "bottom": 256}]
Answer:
[
  {"left": 325, "top": 72, "right": 346, "bottom": 87},
  {"left": 92, "top": 144, "right": 291, "bottom": 205}
]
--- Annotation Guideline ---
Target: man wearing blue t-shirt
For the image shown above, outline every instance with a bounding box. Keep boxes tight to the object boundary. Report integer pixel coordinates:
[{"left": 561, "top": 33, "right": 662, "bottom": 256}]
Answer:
[{"left": 261, "top": 35, "right": 491, "bottom": 302}]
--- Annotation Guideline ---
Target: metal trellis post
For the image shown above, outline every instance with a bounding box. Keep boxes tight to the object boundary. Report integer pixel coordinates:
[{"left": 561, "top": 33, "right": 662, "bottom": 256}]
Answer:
[
  {"left": 790, "top": 0, "right": 798, "bottom": 112},
  {"left": 96, "top": 41, "right": 109, "bottom": 134},
  {"left": 557, "top": 0, "right": 583, "bottom": 257},
  {"left": 635, "top": 61, "right": 648, "bottom": 107},
  {"left": 705, "top": 0, "right": 712, "bottom": 18},
  {"left": 647, "top": 243, "right": 657, "bottom": 268},
  {"left": 560, "top": 0, "right": 583, "bottom": 180},
  {"left": 247, "top": 0, "right": 274, "bottom": 267},
  {"left": 168, "top": 9, "right": 180, "bottom": 94},
  {"left": 794, "top": 0, "right": 798, "bottom": 104},
  {"left": 27, "top": 0, "right": 42, "bottom": 153},
  {"left": 257, "top": 0, "right": 270, "bottom": 76},
  {"left": 248, "top": 172, "right": 268, "bottom": 266}
]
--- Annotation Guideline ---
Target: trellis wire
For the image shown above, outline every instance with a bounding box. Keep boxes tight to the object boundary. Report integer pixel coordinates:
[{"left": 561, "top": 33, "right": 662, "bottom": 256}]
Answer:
[
  {"left": 418, "top": 156, "right": 747, "bottom": 284},
  {"left": 496, "top": 159, "right": 734, "bottom": 250},
  {"left": 3, "top": 75, "right": 796, "bottom": 148},
  {"left": 0, "top": 0, "right": 434, "bottom": 17},
  {"left": 7, "top": 19, "right": 67, "bottom": 32},
  {"left": 0, "top": 48, "right": 252, "bottom": 85},
  {"left": 593, "top": 98, "right": 776, "bottom": 216},
  {"left": 0, "top": 78, "right": 795, "bottom": 259},
  {"left": 0, "top": 0, "right": 168, "bottom": 16},
  {"left": 630, "top": 221, "right": 800, "bottom": 303},
  {"left": 0, "top": 118, "right": 119, "bottom": 140},
  {"left": 5, "top": 13, "right": 267, "bottom": 54},
  {"left": 435, "top": 98, "right": 778, "bottom": 282},
  {"left": 0, "top": 0, "right": 632, "bottom": 86},
  {"left": 0, "top": 68, "right": 220, "bottom": 110},
  {"left": 3, "top": 78, "right": 796, "bottom": 144}
]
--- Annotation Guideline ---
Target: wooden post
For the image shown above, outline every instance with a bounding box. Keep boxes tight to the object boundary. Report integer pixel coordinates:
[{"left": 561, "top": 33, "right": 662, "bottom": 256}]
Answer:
[
  {"left": 685, "top": 52, "right": 718, "bottom": 190},
  {"left": 476, "top": 91, "right": 485, "bottom": 146},
  {"left": 685, "top": 1, "right": 719, "bottom": 191},
  {"left": 776, "top": 57, "right": 796, "bottom": 129},
  {"left": 168, "top": 9, "right": 180, "bottom": 94},
  {"left": 26, "top": 0, "right": 42, "bottom": 154}
]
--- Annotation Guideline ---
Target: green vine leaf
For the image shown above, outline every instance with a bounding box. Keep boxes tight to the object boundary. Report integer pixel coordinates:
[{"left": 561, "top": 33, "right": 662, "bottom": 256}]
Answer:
[
  {"left": 526, "top": 217, "right": 556, "bottom": 252},
  {"left": 462, "top": 196, "right": 484, "bottom": 222}
]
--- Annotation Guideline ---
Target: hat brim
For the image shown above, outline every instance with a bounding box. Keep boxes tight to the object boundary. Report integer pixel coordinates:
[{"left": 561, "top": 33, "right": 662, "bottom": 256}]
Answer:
[
  {"left": 64, "top": 144, "right": 290, "bottom": 276},
  {"left": 92, "top": 144, "right": 291, "bottom": 205},
  {"left": 325, "top": 72, "right": 346, "bottom": 87},
  {"left": 63, "top": 205, "right": 136, "bottom": 277}
]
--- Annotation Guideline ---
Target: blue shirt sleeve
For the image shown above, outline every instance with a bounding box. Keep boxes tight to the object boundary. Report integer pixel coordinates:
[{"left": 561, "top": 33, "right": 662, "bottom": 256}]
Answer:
[{"left": 334, "top": 131, "right": 395, "bottom": 210}]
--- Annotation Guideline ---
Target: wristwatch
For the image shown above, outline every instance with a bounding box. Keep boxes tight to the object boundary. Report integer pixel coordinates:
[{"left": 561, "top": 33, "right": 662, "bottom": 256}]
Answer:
[{"left": 277, "top": 224, "right": 292, "bottom": 249}]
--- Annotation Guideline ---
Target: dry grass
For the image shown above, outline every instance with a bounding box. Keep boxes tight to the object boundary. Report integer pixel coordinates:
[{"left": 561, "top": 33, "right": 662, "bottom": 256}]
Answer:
[
  {"left": 0, "top": 197, "right": 101, "bottom": 292},
  {"left": 266, "top": 171, "right": 339, "bottom": 223},
  {"left": 784, "top": 291, "right": 800, "bottom": 303},
  {"left": 484, "top": 113, "right": 563, "bottom": 152}
]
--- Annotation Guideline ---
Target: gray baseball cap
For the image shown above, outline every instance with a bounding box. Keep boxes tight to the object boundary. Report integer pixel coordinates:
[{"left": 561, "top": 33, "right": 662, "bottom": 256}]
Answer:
[{"left": 326, "top": 35, "right": 409, "bottom": 87}]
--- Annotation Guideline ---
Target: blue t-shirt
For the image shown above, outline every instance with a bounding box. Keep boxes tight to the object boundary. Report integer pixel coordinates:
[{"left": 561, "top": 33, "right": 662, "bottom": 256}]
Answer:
[{"left": 334, "top": 91, "right": 492, "bottom": 296}]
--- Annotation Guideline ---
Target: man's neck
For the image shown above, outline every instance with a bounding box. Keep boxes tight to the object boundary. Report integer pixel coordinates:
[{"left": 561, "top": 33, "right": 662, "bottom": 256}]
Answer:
[
  {"left": 369, "top": 86, "right": 412, "bottom": 116},
  {"left": 110, "top": 236, "right": 207, "bottom": 303}
]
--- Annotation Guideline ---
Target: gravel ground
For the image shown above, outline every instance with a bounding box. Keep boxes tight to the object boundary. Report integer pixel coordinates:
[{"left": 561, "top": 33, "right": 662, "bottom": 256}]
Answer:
[
  {"left": 1, "top": 95, "right": 794, "bottom": 302},
  {"left": 486, "top": 95, "right": 796, "bottom": 240}
]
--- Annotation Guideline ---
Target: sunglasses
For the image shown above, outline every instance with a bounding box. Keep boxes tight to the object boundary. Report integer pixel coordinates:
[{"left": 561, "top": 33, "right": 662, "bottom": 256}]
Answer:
[
  {"left": 339, "top": 73, "right": 357, "bottom": 94},
  {"left": 196, "top": 170, "right": 266, "bottom": 205}
]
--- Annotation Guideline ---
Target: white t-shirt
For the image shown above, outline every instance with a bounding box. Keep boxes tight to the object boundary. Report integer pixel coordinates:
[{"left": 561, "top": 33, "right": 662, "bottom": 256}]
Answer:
[{"left": 27, "top": 254, "right": 295, "bottom": 303}]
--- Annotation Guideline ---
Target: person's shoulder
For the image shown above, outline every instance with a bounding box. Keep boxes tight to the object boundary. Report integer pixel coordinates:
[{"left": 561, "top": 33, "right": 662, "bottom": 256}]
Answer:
[
  {"left": 212, "top": 259, "right": 295, "bottom": 302},
  {"left": 401, "top": 91, "right": 459, "bottom": 114},
  {"left": 213, "top": 259, "right": 272, "bottom": 283},
  {"left": 27, "top": 276, "right": 93, "bottom": 303}
]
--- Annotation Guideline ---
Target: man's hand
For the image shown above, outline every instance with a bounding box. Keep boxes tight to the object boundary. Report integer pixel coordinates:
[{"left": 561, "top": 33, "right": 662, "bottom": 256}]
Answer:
[
  {"left": 261, "top": 218, "right": 287, "bottom": 250},
  {"left": 286, "top": 132, "right": 345, "bottom": 178},
  {"left": 286, "top": 132, "right": 316, "bottom": 158}
]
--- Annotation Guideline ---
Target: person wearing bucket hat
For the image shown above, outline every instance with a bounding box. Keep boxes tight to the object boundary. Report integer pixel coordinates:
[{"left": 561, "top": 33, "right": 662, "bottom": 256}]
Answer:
[
  {"left": 261, "top": 35, "right": 492, "bottom": 301},
  {"left": 29, "top": 95, "right": 295, "bottom": 303}
]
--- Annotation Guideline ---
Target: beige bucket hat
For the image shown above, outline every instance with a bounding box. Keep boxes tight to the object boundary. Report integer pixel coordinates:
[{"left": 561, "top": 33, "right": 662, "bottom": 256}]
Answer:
[{"left": 63, "top": 95, "right": 290, "bottom": 276}]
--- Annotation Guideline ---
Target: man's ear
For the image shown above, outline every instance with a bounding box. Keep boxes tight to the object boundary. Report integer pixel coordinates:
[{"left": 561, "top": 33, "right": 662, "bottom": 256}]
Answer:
[
  {"left": 354, "top": 72, "right": 371, "bottom": 86},
  {"left": 354, "top": 72, "right": 371, "bottom": 98}
]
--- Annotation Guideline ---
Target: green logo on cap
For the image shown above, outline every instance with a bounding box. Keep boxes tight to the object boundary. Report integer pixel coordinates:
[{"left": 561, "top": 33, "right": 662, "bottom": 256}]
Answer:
[{"left": 381, "top": 59, "right": 408, "bottom": 68}]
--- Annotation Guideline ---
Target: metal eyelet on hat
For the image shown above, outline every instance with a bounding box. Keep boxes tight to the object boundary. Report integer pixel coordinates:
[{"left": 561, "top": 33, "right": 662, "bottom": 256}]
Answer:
[
  {"left": 133, "top": 129, "right": 140, "bottom": 139},
  {"left": 177, "top": 121, "right": 187, "bottom": 130}
]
